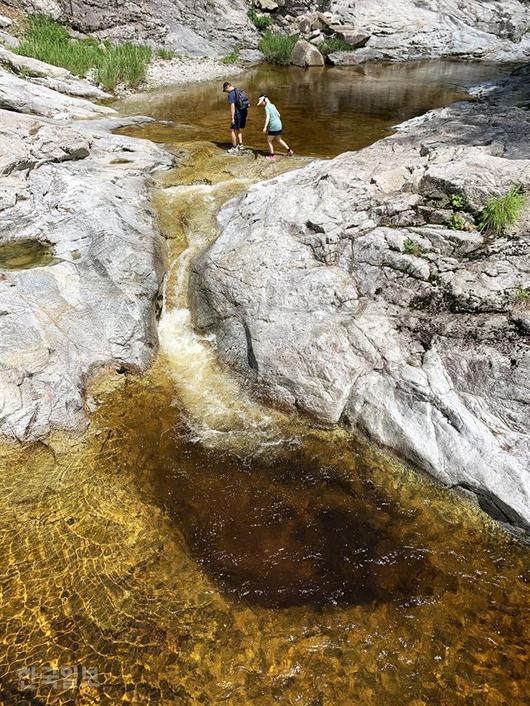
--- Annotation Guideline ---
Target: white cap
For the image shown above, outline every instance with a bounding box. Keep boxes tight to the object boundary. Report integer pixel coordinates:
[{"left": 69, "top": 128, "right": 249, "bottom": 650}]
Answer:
[{"left": 257, "top": 95, "right": 267, "bottom": 106}]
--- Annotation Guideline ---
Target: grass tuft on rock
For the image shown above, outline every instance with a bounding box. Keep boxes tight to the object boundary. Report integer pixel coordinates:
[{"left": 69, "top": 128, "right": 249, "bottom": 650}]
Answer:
[
  {"left": 318, "top": 37, "right": 353, "bottom": 56},
  {"left": 258, "top": 31, "right": 298, "bottom": 65},
  {"left": 156, "top": 48, "right": 177, "bottom": 60},
  {"left": 478, "top": 186, "right": 526, "bottom": 236},
  {"left": 221, "top": 47, "right": 240, "bottom": 65},
  {"left": 16, "top": 14, "right": 152, "bottom": 91},
  {"left": 514, "top": 286, "right": 529, "bottom": 302},
  {"left": 247, "top": 9, "right": 273, "bottom": 32}
]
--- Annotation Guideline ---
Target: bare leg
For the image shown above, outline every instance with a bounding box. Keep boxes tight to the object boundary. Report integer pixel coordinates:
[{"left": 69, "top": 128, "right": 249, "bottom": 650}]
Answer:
[
  {"left": 267, "top": 136, "right": 275, "bottom": 155},
  {"left": 278, "top": 137, "right": 290, "bottom": 151},
  {"left": 230, "top": 129, "right": 238, "bottom": 147},
  {"left": 237, "top": 130, "right": 243, "bottom": 145}
]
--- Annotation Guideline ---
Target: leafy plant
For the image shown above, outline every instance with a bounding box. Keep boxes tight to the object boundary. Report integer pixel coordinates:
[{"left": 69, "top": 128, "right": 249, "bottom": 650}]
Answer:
[
  {"left": 247, "top": 9, "right": 273, "bottom": 32},
  {"left": 318, "top": 37, "right": 353, "bottom": 56},
  {"left": 16, "top": 14, "right": 153, "bottom": 91},
  {"left": 156, "top": 48, "right": 177, "bottom": 60},
  {"left": 514, "top": 286, "right": 529, "bottom": 302},
  {"left": 403, "top": 238, "right": 422, "bottom": 256},
  {"left": 221, "top": 47, "right": 240, "bottom": 65},
  {"left": 478, "top": 186, "right": 526, "bottom": 236},
  {"left": 258, "top": 32, "right": 299, "bottom": 65},
  {"left": 448, "top": 214, "right": 466, "bottom": 231},
  {"left": 448, "top": 193, "right": 465, "bottom": 210}
]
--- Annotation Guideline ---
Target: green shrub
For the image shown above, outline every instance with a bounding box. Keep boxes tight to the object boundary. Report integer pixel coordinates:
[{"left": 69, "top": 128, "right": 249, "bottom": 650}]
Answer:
[
  {"left": 247, "top": 9, "right": 273, "bottom": 32},
  {"left": 478, "top": 186, "right": 526, "bottom": 236},
  {"left": 258, "top": 32, "right": 298, "bottom": 65},
  {"left": 221, "top": 47, "right": 240, "bottom": 65},
  {"left": 318, "top": 37, "right": 353, "bottom": 56},
  {"left": 157, "top": 48, "right": 177, "bottom": 60},
  {"left": 448, "top": 193, "right": 465, "bottom": 210},
  {"left": 448, "top": 213, "right": 466, "bottom": 231},
  {"left": 16, "top": 14, "right": 152, "bottom": 91}
]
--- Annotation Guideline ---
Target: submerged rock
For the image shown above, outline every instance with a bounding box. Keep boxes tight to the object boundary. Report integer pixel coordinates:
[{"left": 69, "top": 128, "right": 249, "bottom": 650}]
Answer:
[{"left": 191, "top": 80, "right": 530, "bottom": 529}]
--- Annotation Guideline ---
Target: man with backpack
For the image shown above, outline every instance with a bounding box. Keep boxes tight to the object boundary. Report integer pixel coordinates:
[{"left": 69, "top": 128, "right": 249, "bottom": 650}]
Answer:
[{"left": 222, "top": 81, "right": 249, "bottom": 153}]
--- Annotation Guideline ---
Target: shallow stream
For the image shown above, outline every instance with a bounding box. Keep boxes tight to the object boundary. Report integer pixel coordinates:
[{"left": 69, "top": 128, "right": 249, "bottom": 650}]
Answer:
[{"left": 0, "top": 62, "right": 527, "bottom": 705}]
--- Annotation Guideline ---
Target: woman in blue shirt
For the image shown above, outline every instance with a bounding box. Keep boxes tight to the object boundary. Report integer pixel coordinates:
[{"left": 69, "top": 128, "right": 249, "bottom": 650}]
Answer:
[{"left": 258, "top": 95, "right": 294, "bottom": 162}]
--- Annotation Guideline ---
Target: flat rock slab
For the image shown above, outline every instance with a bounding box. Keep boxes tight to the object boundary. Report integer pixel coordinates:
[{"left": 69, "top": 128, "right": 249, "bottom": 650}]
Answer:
[
  {"left": 0, "top": 68, "right": 115, "bottom": 119},
  {"left": 0, "top": 100, "right": 173, "bottom": 440}
]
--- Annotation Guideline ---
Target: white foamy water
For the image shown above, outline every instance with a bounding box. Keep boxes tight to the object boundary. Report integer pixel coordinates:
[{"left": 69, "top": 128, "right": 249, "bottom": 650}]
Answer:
[{"left": 156, "top": 181, "right": 295, "bottom": 453}]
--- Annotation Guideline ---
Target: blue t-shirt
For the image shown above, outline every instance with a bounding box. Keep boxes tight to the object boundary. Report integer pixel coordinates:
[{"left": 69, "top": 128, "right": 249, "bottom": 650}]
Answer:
[
  {"left": 228, "top": 89, "right": 244, "bottom": 114},
  {"left": 266, "top": 102, "right": 282, "bottom": 131}
]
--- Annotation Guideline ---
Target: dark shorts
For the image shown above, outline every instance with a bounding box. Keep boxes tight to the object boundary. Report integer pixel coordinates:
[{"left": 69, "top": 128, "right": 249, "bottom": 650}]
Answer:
[
  {"left": 231, "top": 108, "right": 248, "bottom": 130},
  {"left": 268, "top": 129, "right": 283, "bottom": 136}
]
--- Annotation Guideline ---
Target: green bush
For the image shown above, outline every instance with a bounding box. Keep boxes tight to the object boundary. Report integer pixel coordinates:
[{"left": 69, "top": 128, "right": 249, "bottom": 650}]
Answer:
[
  {"left": 318, "top": 37, "right": 353, "bottom": 56},
  {"left": 258, "top": 32, "right": 298, "bottom": 65},
  {"left": 448, "top": 193, "right": 465, "bottom": 210},
  {"left": 448, "top": 213, "right": 466, "bottom": 231},
  {"left": 16, "top": 14, "right": 152, "bottom": 91},
  {"left": 247, "top": 9, "right": 273, "bottom": 32},
  {"left": 478, "top": 186, "right": 526, "bottom": 236},
  {"left": 403, "top": 238, "right": 422, "bottom": 256}
]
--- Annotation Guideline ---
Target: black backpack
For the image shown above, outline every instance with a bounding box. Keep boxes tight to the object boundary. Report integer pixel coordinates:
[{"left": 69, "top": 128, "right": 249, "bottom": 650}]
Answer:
[{"left": 235, "top": 88, "right": 250, "bottom": 111}]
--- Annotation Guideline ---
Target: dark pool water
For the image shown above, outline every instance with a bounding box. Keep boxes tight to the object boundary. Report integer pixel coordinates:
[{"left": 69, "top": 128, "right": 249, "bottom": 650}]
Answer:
[
  {"left": 117, "top": 61, "right": 515, "bottom": 157},
  {"left": 151, "top": 426, "right": 445, "bottom": 609}
]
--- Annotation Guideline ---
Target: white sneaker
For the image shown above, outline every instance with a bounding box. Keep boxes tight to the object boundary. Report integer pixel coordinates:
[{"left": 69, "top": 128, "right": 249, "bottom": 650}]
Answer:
[{"left": 227, "top": 146, "right": 239, "bottom": 154}]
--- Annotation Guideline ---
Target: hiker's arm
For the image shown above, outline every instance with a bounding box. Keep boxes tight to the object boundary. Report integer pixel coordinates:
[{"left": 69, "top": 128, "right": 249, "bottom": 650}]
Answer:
[
  {"left": 230, "top": 103, "right": 236, "bottom": 122},
  {"left": 263, "top": 115, "right": 269, "bottom": 133}
]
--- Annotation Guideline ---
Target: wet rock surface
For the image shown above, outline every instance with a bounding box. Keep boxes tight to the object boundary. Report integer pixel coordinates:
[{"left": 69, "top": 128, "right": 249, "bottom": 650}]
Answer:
[
  {"left": 191, "top": 76, "right": 530, "bottom": 529},
  {"left": 0, "top": 64, "right": 173, "bottom": 440}
]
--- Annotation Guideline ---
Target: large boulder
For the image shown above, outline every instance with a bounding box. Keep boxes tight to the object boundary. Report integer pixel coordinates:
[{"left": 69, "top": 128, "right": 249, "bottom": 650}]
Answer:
[
  {"left": 0, "top": 29, "right": 19, "bottom": 49},
  {"left": 0, "top": 74, "right": 173, "bottom": 440},
  {"left": 190, "top": 91, "right": 530, "bottom": 529},
  {"left": 290, "top": 38, "right": 325, "bottom": 66}
]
